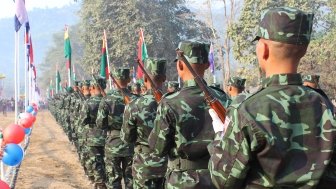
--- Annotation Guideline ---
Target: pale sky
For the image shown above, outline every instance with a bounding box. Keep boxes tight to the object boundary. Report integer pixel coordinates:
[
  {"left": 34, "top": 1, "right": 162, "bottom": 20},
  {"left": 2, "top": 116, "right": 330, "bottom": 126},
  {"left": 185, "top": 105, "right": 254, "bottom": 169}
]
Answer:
[{"left": 0, "top": 0, "right": 75, "bottom": 19}]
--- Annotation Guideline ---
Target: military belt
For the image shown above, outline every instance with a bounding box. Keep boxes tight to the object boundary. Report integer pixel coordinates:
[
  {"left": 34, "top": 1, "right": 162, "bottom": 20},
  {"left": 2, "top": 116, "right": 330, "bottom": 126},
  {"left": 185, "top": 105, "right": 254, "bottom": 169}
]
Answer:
[
  {"left": 168, "top": 157, "right": 209, "bottom": 171},
  {"left": 134, "top": 145, "right": 151, "bottom": 154}
]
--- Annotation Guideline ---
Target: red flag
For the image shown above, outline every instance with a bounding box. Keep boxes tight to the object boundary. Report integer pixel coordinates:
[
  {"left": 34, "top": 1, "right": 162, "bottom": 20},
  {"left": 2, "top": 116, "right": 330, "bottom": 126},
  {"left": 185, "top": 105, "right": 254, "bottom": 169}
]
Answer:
[{"left": 136, "top": 29, "right": 148, "bottom": 79}]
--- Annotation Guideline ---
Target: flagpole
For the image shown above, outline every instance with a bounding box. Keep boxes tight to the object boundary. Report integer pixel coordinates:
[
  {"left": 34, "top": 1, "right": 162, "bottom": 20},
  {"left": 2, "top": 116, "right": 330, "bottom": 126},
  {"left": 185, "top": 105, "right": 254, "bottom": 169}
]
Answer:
[
  {"left": 29, "top": 68, "right": 32, "bottom": 103},
  {"left": 104, "top": 29, "right": 112, "bottom": 90},
  {"left": 14, "top": 32, "right": 18, "bottom": 123},
  {"left": 24, "top": 28, "right": 28, "bottom": 108}
]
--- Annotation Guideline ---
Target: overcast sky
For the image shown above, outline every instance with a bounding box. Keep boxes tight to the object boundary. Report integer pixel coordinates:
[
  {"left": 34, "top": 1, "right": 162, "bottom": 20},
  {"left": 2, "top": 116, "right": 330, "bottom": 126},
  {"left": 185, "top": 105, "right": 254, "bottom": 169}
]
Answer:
[{"left": 0, "top": 0, "right": 75, "bottom": 19}]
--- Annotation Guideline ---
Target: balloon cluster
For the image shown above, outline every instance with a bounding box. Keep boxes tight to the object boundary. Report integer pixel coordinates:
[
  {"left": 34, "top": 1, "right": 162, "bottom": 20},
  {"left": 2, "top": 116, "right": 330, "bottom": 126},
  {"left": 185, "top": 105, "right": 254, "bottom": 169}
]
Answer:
[{"left": 1, "top": 105, "right": 38, "bottom": 167}]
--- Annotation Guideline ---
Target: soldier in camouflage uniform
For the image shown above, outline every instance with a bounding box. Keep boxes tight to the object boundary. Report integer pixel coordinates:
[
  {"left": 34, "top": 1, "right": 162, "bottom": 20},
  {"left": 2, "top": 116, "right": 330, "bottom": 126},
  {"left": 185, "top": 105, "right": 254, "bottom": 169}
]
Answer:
[
  {"left": 70, "top": 81, "right": 81, "bottom": 149},
  {"left": 148, "top": 41, "right": 231, "bottom": 189},
  {"left": 226, "top": 76, "right": 246, "bottom": 99},
  {"left": 79, "top": 77, "right": 107, "bottom": 189},
  {"left": 77, "top": 80, "right": 92, "bottom": 177},
  {"left": 64, "top": 87, "right": 74, "bottom": 142},
  {"left": 208, "top": 7, "right": 336, "bottom": 188},
  {"left": 121, "top": 58, "right": 168, "bottom": 189},
  {"left": 166, "top": 81, "right": 180, "bottom": 93},
  {"left": 96, "top": 68, "right": 135, "bottom": 189}
]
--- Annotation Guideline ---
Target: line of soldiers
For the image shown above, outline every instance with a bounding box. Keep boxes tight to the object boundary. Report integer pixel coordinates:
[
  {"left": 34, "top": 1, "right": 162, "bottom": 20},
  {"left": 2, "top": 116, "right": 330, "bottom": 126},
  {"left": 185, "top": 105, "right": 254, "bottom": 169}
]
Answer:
[{"left": 48, "top": 6, "right": 336, "bottom": 189}]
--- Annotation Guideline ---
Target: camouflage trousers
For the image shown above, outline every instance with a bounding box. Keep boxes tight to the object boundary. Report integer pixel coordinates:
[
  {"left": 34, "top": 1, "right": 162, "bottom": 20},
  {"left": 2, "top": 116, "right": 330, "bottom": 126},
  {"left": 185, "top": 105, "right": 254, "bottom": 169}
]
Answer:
[
  {"left": 86, "top": 146, "right": 106, "bottom": 183},
  {"left": 132, "top": 151, "right": 167, "bottom": 189},
  {"left": 105, "top": 156, "right": 133, "bottom": 189}
]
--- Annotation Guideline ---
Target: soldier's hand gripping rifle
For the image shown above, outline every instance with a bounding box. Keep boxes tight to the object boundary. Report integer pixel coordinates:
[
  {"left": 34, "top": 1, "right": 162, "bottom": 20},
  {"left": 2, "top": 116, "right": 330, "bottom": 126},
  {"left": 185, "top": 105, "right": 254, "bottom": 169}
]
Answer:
[
  {"left": 136, "top": 59, "right": 163, "bottom": 102},
  {"left": 108, "top": 72, "right": 131, "bottom": 104},
  {"left": 176, "top": 49, "right": 226, "bottom": 124},
  {"left": 92, "top": 74, "right": 107, "bottom": 97}
]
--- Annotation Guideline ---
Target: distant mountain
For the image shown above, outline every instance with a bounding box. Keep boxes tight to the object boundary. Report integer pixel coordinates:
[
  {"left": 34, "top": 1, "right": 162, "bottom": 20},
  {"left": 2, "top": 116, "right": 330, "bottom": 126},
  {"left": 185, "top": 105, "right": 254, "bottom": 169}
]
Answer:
[{"left": 0, "top": 5, "right": 79, "bottom": 98}]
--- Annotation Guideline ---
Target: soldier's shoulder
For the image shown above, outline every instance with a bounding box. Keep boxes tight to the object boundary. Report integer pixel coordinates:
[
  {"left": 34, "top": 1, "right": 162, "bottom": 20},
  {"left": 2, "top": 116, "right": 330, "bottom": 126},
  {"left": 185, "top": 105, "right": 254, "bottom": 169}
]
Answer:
[
  {"left": 231, "top": 89, "right": 264, "bottom": 109},
  {"left": 162, "top": 91, "right": 180, "bottom": 100}
]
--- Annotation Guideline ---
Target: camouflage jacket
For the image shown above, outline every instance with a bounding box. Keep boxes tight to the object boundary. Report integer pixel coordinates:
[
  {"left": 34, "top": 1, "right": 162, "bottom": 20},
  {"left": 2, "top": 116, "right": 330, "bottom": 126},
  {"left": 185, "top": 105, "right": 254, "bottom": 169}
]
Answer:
[
  {"left": 121, "top": 89, "right": 168, "bottom": 178},
  {"left": 149, "top": 79, "right": 230, "bottom": 161},
  {"left": 121, "top": 89, "right": 158, "bottom": 147},
  {"left": 79, "top": 95, "right": 105, "bottom": 146},
  {"left": 208, "top": 74, "right": 336, "bottom": 188},
  {"left": 96, "top": 88, "right": 136, "bottom": 157}
]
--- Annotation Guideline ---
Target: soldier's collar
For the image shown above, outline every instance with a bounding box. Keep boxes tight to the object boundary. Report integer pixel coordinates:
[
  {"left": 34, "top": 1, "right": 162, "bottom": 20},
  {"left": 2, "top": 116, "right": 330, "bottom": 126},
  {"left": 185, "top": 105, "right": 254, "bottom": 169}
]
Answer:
[
  {"left": 183, "top": 78, "right": 207, "bottom": 88},
  {"left": 262, "top": 74, "right": 303, "bottom": 88}
]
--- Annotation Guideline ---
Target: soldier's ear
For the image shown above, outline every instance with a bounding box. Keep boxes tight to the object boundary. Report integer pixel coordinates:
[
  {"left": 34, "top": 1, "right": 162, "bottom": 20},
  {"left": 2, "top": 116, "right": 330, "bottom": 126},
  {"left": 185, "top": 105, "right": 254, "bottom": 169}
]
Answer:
[
  {"left": 262, "top": 41, "right": 269, "bottom": 61},
  {"left": 177, "top": 60, "right": 184, "bottom": 71}
]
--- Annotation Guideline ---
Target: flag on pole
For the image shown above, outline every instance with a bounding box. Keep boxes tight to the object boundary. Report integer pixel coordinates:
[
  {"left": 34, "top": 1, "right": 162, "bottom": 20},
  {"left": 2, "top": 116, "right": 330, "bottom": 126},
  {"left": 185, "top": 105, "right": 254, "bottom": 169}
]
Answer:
[
  {"left": 136, "top": 28, "right": 148, "bottom": 79},
  {"left": 100, "top": 36, "right": 109, "bottom": 79},
  {"left": 64, "top": 26, "right": 72, "bottom": 86},
  {"left": 209, "top": 43, "right": 215, "bottom": 74},
  {"left": 32, "top": 65, "right": 37, "bottom": 80},
  {"left": 49, "top": 79, "right": 54, "bottom": 97},
  {"left": 56, "top": 68, "right": 61, "bottom": 93},
  {"left": 25, "top": 23, "right": 30, "bottom": 71},
  {"left": 14, "top": 0, "right": 28, "bottom": 32},
  {"left": 29, "top": 35, "right": 34, "bottom": 66}
]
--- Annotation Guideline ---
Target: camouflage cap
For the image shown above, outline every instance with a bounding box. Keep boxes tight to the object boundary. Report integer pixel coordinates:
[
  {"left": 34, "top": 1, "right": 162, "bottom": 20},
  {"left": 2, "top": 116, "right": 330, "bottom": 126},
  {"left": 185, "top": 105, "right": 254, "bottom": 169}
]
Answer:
[
  {"left": 78, "top": 81, "right": 83, "bottom": 88},
  {"left": 112, "top": 68, "right": 130, "bottom": 80},
  {"left": 228, "top": 77, "right": 246, "bottom": 88},
  {"left": 176, "top": 40, "right": 210, "bottom": 64},
  {"left": 167, "top": 81, "right": 179, "bottom": 89},
  {"left": 144, "top": 58, "right": 166, "bottom": 76},
  {"left": 302, "top": 74, "right": 320, "bottom": 84},
  {"left": 254, "top": 7, "right": 314, "bottom": 45},
  {"left": 74, "top": 81, "right": 79, "bottom": 87},
  {"left": 91, "top": 75, "right": 107, "bottom": 89},
  {"left": 84, "top": 80, "right": 91, "bottom": 87}
]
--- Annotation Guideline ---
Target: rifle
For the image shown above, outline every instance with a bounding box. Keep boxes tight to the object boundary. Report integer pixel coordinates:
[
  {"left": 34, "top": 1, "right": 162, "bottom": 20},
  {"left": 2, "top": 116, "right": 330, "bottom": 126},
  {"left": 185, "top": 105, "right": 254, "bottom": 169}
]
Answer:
[
  {"left": 135, "top": 59, "right": 163, "bottom": 102},
  {"left": 92, "top": 75, "right": 107, "bottom": 97},
  {"left": 76, "top": 90, "right": 85, "bottom": 100},
  {"left": 176, "top": 49, "right": 226, "bottom": 124},
  {"left": 108, "top": 72, "right": 131, "bottom": 104}
]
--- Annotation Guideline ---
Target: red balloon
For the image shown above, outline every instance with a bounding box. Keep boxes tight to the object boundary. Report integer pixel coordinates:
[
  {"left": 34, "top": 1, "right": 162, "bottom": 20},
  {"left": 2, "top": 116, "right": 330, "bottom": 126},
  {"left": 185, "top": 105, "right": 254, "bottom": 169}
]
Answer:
[
  {"left": 19, "top": 118, "right": 34, "bottom": 128},
  {"left": 3, "top": 124, "right": 25, "bottom": 144},
  {"left": 18, "top": 113, "right": 36, "bottom": 128},
  {"left": 0, "top": 180, "right": 10, "bottom": 189}
]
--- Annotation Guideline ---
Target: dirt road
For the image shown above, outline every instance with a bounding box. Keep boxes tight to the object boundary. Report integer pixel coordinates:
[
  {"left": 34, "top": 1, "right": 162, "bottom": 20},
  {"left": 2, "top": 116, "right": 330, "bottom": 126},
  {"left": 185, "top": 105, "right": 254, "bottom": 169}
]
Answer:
[{"left": 0, "top": 111, "right": 92, "bottom": 189}]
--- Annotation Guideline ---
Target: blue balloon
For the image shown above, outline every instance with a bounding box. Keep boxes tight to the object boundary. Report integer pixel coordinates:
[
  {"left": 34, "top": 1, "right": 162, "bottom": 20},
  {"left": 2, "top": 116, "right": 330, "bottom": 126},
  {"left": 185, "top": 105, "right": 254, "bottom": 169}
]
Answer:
[
  {"left": 31, "top": 110, "right": 37, "bottom": 116},
  {"left": 2, "top": 144, "right": 24, "bottom": 166},
  {"left": 25, "top": 106, "right": 34, "bottom": 113},
  {"left": 24, "top": 128, "right": 32, "bottom": 135}
]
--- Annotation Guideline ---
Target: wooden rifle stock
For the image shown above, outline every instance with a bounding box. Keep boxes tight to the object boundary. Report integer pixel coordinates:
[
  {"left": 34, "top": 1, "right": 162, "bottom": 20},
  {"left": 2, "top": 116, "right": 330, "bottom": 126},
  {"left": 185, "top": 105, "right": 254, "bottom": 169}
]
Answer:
[
  {"left": 176, "top": 49, "right": 226, "bottom": 124},
  {"left": 92, "top": 75, "right": 107, "bottom": 97},
  {"left": 135, "top": 59, "right": 163, "bottom": 102},
  {"left": 108, "top": 73, "right": 131, "bottom": 104}
]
